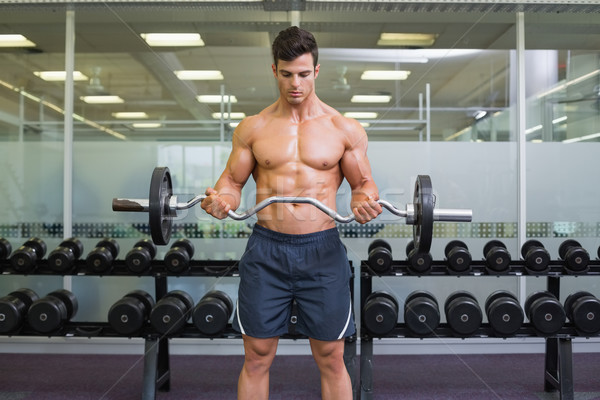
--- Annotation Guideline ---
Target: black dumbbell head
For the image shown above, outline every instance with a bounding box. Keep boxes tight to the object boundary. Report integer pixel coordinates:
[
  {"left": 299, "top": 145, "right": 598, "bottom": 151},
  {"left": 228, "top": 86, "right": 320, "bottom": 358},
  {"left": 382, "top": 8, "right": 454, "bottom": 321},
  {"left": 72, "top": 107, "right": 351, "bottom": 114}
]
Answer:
[
  {"left": 23, "top": 237, "right": 47, "bottom": 258},
  {"left": 202, "top": 290, "right": 234, "bottom": 317},
  {"left": 565, "top": 293, "right": 600, "bottom": 335},
  {"left": 150, "top": 292, "right": 193, "bottom": 335},
  {"left": 525, "top": 291, "right": 565, "bottom": 335},
  {"left": 363, "top": 291, "right": 399, "bottom": 336},
  {"left": 520, "top": 240, "right": 544, "bottom": 259},
  {"left": 59, "top": 238, "right": 84, "bottom": 260},
  {"left": 484, "top": 290, "right": 517, "bottom": 313},
  {"left": 134, "top": 239, "right": 157, "bottom": 259},
  {"left": 558, "top": 239, "right": 581, "bottom": 260},
  {"left": 47, "top": 289, "right": 78, "bottom": 320},
  {"left": 96, "top": 238, "right": 120, "bottom": 259},
  {"left": 86, "top": 247, "right": 115, "bottom": 273},
  {"left": 445, "top": 240, "right": 471, "bottom": 273},
  {"left": 444, "top": 291, "right": 482, "bottom": 336},
  {"left": 108, "top": 291, "right": 154, "bottom": 336},
  {"left": 405, "top": 290, "right": 439, "bottom": 307},
  {"left": 483, "top": 241, "right": 511, "bottom": 273},
  {"left": 124, "top": 290, "right": 155, "bottom": 313},
  {"left": 484, "top": 291, "right": 523, "bottom": 336},
  {"left": 126, "top": 247, "right": 153, "bottom": 274},
  {"left": 171, "top": 239, "right": 195, "bottom": 257},
  {"left": 10, "top": 246, "right": 39, "bottom": 273},
  {"left": 0, "top": 238, "right": 12, "bottom": 260},
  {"left": 193, "top": 291, "right": 234, "bottom": 336},
  {"left": 367, "top": 239, "right": 393, "bottom": 274},
  {"left": 483, "top": 240, "right": 507, "bottom": 256},
  {"left": 368, "top": 239, "right": 392, "bottom": 254},
  {"left": 407, "top": 250, "right": 433, "bottom": 275},
  {"left": 166, "top": 290, "right": 194, "bottom": 312},
  {"left": 404, "top": 292, "right": 440, "bottom": 336},
  {"left": 8, "top": 288, "right": 39, "bottom": 309},
  {"left": 27, "top": 296, "right": 68, "bottom": 333},
  {"left": 444, "top": 240, "right": 468, "bottom": 256},
  {"left": 0, "top": 295, "right": 28, "bottom": 333}
]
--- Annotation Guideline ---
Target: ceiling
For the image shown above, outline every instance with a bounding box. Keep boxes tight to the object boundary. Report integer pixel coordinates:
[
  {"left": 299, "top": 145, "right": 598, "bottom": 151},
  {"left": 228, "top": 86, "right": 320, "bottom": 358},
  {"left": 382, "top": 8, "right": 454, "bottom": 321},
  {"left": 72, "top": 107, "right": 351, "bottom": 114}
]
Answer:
[{"left": 0, "top": 1, "right": 599, "bottom": 141}]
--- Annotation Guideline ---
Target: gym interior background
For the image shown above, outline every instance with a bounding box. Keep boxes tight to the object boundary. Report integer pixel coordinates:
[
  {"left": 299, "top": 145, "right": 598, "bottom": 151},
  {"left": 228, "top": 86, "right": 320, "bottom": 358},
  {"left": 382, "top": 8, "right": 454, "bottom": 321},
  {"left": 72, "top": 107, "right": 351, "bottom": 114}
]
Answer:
[{"left": 0, "top": 0, "right": 599, "bottom": 398}]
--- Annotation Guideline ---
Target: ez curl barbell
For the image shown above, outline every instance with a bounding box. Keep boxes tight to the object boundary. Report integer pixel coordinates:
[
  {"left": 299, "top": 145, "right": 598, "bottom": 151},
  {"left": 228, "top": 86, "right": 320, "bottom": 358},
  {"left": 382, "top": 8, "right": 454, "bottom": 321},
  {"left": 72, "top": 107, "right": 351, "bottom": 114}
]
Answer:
[{"left": 112, "top": 167, "right": 472, "bottom": 250}]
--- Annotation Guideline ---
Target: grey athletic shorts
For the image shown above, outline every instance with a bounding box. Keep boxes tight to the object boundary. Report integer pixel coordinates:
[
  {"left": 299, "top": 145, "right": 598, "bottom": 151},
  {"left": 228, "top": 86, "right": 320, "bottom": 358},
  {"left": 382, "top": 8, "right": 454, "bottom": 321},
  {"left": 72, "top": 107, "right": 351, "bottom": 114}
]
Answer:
[{"left": 233, "top": 224, "right": 355, "bottom": 341}]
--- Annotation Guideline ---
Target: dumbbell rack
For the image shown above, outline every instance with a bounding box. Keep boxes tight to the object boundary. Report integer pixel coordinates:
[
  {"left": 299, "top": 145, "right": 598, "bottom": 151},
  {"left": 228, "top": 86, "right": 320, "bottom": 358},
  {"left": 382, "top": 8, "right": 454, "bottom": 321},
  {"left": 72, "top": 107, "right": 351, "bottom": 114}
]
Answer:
[
  {"left": 0, "top": 257, "right": 359, "bottom": 400},
  {"left": 359, "top": 259, "right": 600, "bottom": 400}
]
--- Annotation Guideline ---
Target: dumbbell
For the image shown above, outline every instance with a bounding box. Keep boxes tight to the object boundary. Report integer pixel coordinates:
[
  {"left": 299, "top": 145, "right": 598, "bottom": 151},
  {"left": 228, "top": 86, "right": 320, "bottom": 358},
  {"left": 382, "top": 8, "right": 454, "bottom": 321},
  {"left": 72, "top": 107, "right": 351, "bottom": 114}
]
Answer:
[
  {"left": 86, "top": 238, "right": 120, "bottom": 273},
  {"left": 367, "top": 239, "right": 393, "bottom": 274},
  {"left": 520, "top": 240, "right": 550, "bottom": 274},
  {"left": 406, "top": 240, "right": 432, "bottom": 275},
  {"left": 524, "top": 291, "right": 566, "bottom": 336},
  {"left": 558, "top": 240, "right": 590, "bottom": 274},
  {"left": 48, "top": 238, "right": 84, "bottom": 273},
  {"left": 564, "top": 291, "right": 600, "bottom": 335},
  {"left": 10, "top": 237, "right": 47, "bottom": 273},
  {"left": 0, "top": 288, "right": 39, "bottom": 334},
  {"left": 403, "top": 290, "right": 440, "bottom": 337},
  {"left": 108, "top": 290, "right": 155, "bottom": 336},
  {"left": 362, "top": 291, "right": 399, "bottom": 336},
  {"left": 0, "top": 238, "right": 12, "bottom": 260},
  {"left": 192, "top": 290, "right": 234, "bottom": 336},
  {"left": 150, "top": 290, "right": 194, "bottom": 335},
  {"left": 444, "top": 240, "right": 472, "bottom": 274},
  {"left": 444, "top": 291, "right": 483, "bottom": 336},
  {"left": 483, "top": 240, "right": 511, "bottom": 274},
  {"left": 125, "top": 239, "right": 157, "bottom": 274},
  {"left": 27, "top": 289, "right": 78, "bottom": 333},
  {"left": 164, "top": 239, "right": 195, "bottom": 274},
  {"left": 484, "top": 290, "right": 524, "bottom": 337}
]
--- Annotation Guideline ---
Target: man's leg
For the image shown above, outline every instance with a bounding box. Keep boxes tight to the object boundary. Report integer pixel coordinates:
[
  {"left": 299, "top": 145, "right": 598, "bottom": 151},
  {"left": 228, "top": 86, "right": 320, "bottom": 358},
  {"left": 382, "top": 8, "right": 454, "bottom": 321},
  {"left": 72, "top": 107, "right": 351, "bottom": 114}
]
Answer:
[
  {"left": 310, "top": 337, "right": 353, "bottom": 400},
  {"left": 238, "top": 335, "right": 279, "bottom": 400}
]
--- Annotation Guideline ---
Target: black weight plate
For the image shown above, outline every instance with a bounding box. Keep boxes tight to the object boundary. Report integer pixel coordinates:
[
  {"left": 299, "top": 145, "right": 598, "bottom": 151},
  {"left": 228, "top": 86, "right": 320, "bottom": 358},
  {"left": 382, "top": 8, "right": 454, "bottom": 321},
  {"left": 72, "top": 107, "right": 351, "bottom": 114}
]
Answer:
[
  {"left": 483, "top": 240, "right": 506, "bottom": 257},
  {"left": 571, "top": 296, "right": 600, "bottom": 334},
  {"left": 164, "top": 249, "right": 190, "bottom": 274},
  {"left": 134, "top": 239, "right": 157, "bottom": 259},
  {"left": 597, "top": 245, "right": 600, "bottom": 260},
  {"left": 368, "top": 246, "right": 392, "bottom": 274},
  {"left": 150, "top": 298, "right": 188, "bottom": 335},
  {"left": 444, "top": 240, "right": 468, "bottom": 257},
  {"left": 96, "top": 238, "right": 120, "bottom": 259},
  {"left": 564, "top": 291, "right": 593, "bottom": 320},
  {"left": 444, "top": 291, "right": 477, "bottom": 315},
  {"left": 10, "top": 246, "right": 37, "bottom": 273},
  {"left": 485, "top": 290, "right": 517, "bottom": 314},
  {"left": 446, "top": 298, "right": 482, "bottom": 336},
  {"left": 203, "top": 290, "right": 234, "bottom": 317},
  {"left": 27, "top": 297, "right": 67, "bottom": 333},
  {"left": 108, "top": 298, "right": 146, "bottom": 336},
  {"left": 520, "top": 239, "right": 544, "bottom": 259},
  {"left": 86, "top": 247, "right": 114, "bottom": 273},
  {"left": 149, "top": 167, "right": 173, "bottom": 246},
  {"left": 8, "top": 288, "right": 39, "bottom": 309},
  {"left": 192, "top": 297, "right": 230, "bottom": 335},
  {"left": 125, "top": 290, "right": 155, "bottom": 314},
  {"left": 558, "top": 239, "right": 581, "bottom": 260},
  {"left": 368, "top": 239, "right": 392, "bottom": 254},
  {"left": 48, "top": 289, "right": 78, "bottom": 320},
  {"left": 524, "top": 291, "right": 553, "bottom": 317},
  {"left": 0, "top": 238, "right": 12, "bottom": 260},
  {"left": 0, "top": 296, "right": 25, "bottom": 333},
  {"left": 413, "top": 175, "right": 433, "bottom": 254},
  {"left": 404, "top": 298, "right": 440, "bottom": 336},
  {"left": 363, "top": 296, "right": 398, "bottom": 336},
  {"left": 366, "top": 291, "right": 399, "bottom": 312},
  {"left": 407, "top": 251, "right": 432, "bottom": 275},
  {"left": 405, "top": 290, "right": 438, "bottom": 307},
  {"left": 487, "top": 298, "right": 524, "bottom": 336},
  {"left": 529, "top": 298, "right": 565, "bottom": 335},
  {"left": 172, "top": 239, "right": 195, "bottom": 258}
]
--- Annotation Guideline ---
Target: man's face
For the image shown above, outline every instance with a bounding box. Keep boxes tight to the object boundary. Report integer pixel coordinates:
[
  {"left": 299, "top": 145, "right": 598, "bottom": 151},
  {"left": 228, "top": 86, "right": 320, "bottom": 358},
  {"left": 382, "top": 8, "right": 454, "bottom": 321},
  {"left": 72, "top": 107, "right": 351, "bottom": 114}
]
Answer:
[{"left": 272, "top": 53, "right": 320, "bottom": 105}]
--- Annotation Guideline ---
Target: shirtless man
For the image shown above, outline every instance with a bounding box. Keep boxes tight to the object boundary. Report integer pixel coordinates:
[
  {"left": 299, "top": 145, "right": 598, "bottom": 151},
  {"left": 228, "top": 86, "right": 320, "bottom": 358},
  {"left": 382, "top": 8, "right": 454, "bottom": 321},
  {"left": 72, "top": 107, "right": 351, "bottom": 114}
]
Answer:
[{"left": 201, "top": 26, "right": 382, "bottom": 400}]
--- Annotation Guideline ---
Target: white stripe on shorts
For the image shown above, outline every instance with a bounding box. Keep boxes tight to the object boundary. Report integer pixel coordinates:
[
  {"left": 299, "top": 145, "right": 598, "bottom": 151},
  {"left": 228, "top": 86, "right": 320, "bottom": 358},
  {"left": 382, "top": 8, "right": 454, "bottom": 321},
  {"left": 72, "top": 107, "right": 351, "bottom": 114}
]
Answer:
[
  {"left": 236, "top": 299, "right": 246, "bottom": 335},
  {"left": 337, "top": 300, "right": 353, "bottom": 340}
]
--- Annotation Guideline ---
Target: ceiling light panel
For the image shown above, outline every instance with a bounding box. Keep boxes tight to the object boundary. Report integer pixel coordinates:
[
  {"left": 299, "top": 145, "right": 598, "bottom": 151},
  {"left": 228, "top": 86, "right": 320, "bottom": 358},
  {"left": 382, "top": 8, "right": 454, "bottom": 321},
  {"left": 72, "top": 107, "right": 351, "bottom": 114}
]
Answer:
[
  {"left": 351, "top": 95, "right": 391, "bottom": 103},
  {"left": 0, "top": 34, "right": 35, "bottom": 47},
  {"left": 112, "top": 112, "right": 148, "bottom": 119},
  {"left": 361, "top": 70, "right": 411, "bottom": 80},
  {"left": 344, "top": 112, "right": 378, "bottom": 119},
  {"left": 377, "top": 33, "right": 438, "bottom": 47},
  {"left": 175, "top": 70, "right": 224, "bottom": 80},
  {"left": 212, "top": 112, "right": 246, "bottom": 119},
  {"left": 141, "top": 33, "right": 204, "bottom": 47},
  {"left": 80, "top": 95, "right": 124, "bottom": 104},
  {"left": 197, "top": 95, "right": 238, "bottom": 103},
  {"left": 34, "top": 71, "right": 89, "bottom": 81}
]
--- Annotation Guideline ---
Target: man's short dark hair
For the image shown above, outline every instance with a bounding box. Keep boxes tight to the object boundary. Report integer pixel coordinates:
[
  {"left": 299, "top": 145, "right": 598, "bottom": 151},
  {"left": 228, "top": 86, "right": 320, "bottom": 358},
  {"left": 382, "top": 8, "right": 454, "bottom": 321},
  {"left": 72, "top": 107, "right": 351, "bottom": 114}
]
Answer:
[{"left": 272, "top": 26, "right": 319, "bottom": 69}]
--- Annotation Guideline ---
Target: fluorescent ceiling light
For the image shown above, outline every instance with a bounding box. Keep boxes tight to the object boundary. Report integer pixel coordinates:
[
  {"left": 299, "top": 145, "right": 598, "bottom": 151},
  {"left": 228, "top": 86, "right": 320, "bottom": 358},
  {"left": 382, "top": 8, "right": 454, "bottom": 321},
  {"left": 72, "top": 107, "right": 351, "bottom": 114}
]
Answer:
[
  {"left": 132, "top": 122, "right": 162, "bottom": 128},
  {"left": 344, "top": 112, "right": 378, "bottom": 119},
  {"left": 80, "top": 95, "right": 124, "bottom": 104},
  {"left": 34, "top": 71, "right": 88, "bottom": 82},
  {"left": 212, "top": 112, "right": 246, "bottom": 119},
  {"left": 112, "top": 112, "right": 148, "bottom": 119},
  {"left": 378, "top": 33, "right": 438, "bottom": 47},
  {"left": 552, "top": 116, "right": 567, "bottom": 124},
  {"left": 175, "top": 70, "right": 224, "bottom": 80},
  {"left": 141, "top": 33, "right": 204, "bottom": 47},
  {"left": 351, "top": 95, "right": 391, "bottom": 103},
  {"left": 360, "top": 122, "right": 370, "bottom": 128},
  {"left": 563, "top": 132, "right": 600, "bottom": 143},
  {"left": 361, "top": 70, "right": 410, "bottom": 80},
  {"left": 197, "top": 95, "right": 238, "bottom": 103},
  {"left": 473, "top": 110, "right": 487, "bottom": 120},
  {"left": 229, "top": 122, "right": 240, "bottom": 128},
  {"left": 0, "top": 34, "right": 35, "bottom": 47},
  {"left": 525, "top": 125, "right": 543, "bottom": 135}
]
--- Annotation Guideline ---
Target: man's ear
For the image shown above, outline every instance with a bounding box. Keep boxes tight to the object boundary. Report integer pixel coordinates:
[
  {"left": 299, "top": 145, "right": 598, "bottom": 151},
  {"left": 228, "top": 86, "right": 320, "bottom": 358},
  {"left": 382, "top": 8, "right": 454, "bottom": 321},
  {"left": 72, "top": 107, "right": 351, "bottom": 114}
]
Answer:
[
  {"left": 314, "top": 64, "right": 320, "bottom": 79},
  {"left": 272, "top": 64, "right": 277, "bottom": 77}
]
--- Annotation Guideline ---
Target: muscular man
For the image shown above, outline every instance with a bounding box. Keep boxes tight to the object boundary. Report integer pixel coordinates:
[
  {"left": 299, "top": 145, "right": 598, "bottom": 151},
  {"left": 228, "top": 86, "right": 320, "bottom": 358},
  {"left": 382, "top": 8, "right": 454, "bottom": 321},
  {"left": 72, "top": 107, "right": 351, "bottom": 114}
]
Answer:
[{"left": 201, "top": 26, "right": 382, "bottom": 400}]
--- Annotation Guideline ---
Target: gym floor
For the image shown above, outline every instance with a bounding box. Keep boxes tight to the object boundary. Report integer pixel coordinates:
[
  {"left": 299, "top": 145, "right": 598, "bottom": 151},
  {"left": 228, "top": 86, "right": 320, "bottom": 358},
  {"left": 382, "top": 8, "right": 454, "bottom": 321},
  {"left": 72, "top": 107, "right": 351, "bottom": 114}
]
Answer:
[{"left": 0, "top": 352, "right": 598, "bottom": 399}]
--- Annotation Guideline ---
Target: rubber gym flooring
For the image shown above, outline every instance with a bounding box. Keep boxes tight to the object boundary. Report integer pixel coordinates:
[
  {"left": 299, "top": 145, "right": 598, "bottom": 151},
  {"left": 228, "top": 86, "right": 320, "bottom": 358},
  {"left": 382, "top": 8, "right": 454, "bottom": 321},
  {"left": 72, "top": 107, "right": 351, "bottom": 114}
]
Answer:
[{"left": 0, "top": 352, "right": 599, "bottom": 399}]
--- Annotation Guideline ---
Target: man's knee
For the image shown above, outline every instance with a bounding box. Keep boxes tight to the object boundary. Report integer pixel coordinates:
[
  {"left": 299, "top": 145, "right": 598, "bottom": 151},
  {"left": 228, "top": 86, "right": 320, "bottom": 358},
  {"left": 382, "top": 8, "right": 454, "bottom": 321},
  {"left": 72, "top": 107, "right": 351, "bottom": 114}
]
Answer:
[
  {"left": 242, "top": 335, "right": 279, "bottom": 374},
  {"left": 310, "top": 338, "right": 347, "bottom": 374}
]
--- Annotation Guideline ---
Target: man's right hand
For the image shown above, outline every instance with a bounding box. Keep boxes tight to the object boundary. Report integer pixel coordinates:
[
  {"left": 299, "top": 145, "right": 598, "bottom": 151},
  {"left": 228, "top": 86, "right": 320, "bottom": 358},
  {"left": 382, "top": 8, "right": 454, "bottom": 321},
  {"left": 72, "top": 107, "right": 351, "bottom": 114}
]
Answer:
[{"left": 201, "top": 188, "right": 232, "bottom": 219}]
